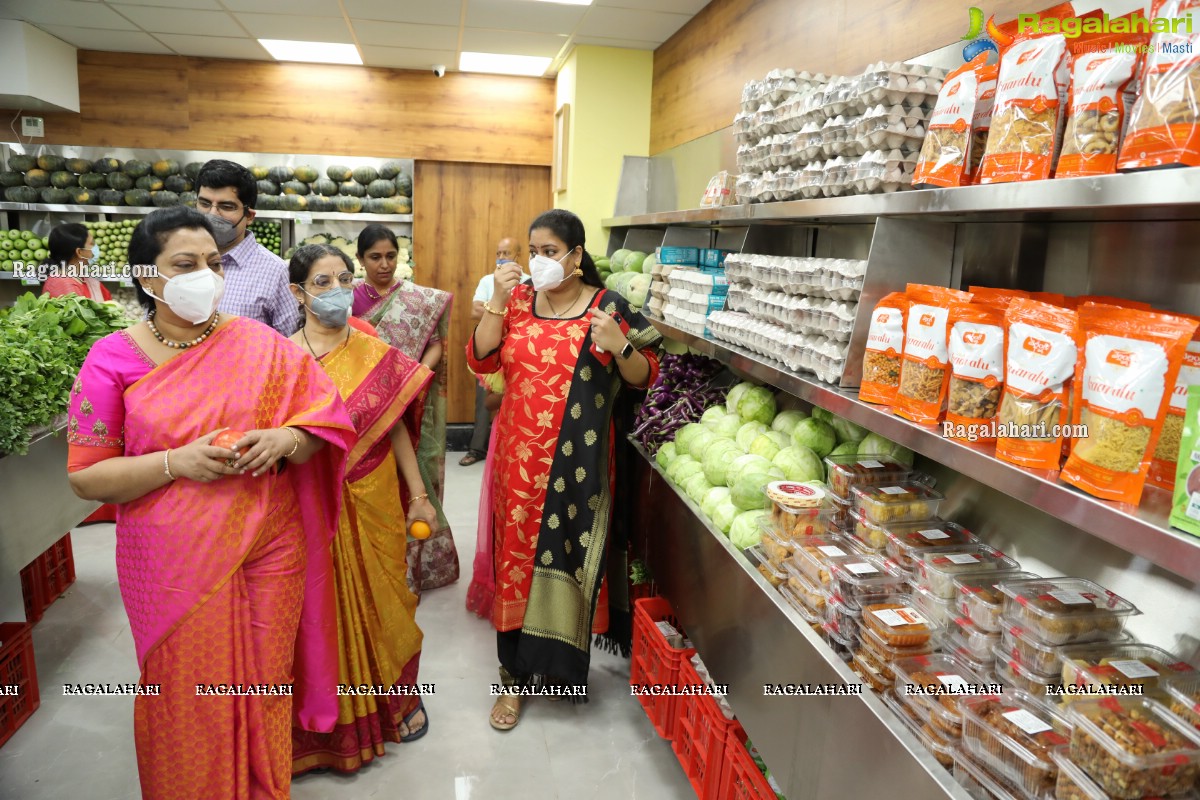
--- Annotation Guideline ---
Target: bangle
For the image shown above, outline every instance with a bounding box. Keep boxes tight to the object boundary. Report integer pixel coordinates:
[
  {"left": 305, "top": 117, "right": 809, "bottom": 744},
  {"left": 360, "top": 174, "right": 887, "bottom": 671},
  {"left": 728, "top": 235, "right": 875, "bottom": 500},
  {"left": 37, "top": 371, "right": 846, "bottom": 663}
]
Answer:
[
  {"left": 483, "top": 303, "right": 505, "bottom": 316},
  {"left": 284, "top": 427, "right": 301, "bottom": 459},
  {"left": 164, "top": 449, "right": 176, "bottom": 481},
  {"left": 410, "top": 493, "right": 429, "bottom": 502}
]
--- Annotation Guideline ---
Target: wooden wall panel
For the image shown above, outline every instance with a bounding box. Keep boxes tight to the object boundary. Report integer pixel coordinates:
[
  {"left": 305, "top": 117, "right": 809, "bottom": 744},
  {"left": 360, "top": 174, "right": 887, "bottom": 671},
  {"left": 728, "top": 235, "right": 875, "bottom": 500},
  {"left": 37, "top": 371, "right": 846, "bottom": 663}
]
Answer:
[
  {"left": 413, "top": 161, "right": 553, "bottom": 423},
  {"left": 3, "top": 50, "right": 554, "bottom": 166},
  {"left": 651, "top": 0, "right": 1030, "bottom": 154}
]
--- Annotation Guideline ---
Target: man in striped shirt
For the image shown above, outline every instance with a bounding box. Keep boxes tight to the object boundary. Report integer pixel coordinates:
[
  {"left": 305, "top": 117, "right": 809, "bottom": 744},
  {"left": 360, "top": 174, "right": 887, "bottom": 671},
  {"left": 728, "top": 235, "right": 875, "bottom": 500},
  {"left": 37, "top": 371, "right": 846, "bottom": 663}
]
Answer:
[{"left": 196, "top": 159, "right": 299, "bottom": 336}]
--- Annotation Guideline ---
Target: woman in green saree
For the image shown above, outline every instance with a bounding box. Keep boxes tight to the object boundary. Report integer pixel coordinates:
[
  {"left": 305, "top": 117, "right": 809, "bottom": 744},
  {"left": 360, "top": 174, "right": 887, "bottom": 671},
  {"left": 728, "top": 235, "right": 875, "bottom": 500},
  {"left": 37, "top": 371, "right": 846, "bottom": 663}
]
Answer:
[{"left": 353, "top": 224, "right": 459, "bottom": 592}]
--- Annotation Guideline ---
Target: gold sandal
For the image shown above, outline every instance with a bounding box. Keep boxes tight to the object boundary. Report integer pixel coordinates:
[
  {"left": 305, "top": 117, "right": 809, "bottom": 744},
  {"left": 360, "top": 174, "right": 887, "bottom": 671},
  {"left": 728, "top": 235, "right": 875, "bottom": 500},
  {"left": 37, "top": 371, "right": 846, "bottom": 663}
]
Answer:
[{"left": 489, "top": 696, "right": 520, "bottom": 731}]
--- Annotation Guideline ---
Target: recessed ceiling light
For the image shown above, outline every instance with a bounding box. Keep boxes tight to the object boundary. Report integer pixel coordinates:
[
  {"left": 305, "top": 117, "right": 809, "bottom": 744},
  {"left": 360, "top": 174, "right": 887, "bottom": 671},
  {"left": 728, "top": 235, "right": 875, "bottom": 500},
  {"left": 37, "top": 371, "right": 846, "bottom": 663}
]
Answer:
[
  {"left": 459, "top": 52, "right": 552, "bottom": 76},
  {"left": 258, "top": 39, "right": 362, "bottom": 65}
]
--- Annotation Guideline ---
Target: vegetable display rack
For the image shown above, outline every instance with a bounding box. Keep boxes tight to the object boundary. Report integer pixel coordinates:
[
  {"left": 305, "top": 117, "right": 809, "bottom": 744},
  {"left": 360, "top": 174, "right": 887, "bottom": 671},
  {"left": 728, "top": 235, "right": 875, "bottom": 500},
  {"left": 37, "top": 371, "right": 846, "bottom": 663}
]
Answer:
[
  {"left": 0, "top": 621, "right": 40, "bottom": 749},
  {"left": 630, "top": 596, "right": 695, "bottom": 740}
]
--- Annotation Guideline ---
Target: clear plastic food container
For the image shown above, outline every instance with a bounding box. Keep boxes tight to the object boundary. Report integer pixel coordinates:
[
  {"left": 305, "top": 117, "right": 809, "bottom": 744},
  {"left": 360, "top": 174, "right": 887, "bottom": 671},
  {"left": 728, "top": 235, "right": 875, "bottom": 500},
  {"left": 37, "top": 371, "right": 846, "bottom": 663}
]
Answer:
[
  {"left": 781, "top": 558, "right": 828, "bottom": 616},
  {"left": 860, "top": 622, "right": 937, "bottom": 665},
  {"left": 882, "top": 690, "right": 956, "bottom": 768},
  {"left": 745, "top": 544, "right": 787, "bottom": 589},
  {"left": 911, "top": 582, "right": 957, "bottom": 627},
  {"left": 1066, "top": 696, "right": 1200, "bottom": 799},
  {"left": 936, "top": 631, "right": 994, "bottom": 679},
  {"left": 779, "top": 581, "right": 823, "bottom": 628},
  {"left": 829, "top": 493, "right": 854, "bottom": 530},
  {"left": 893, "top": 653, "right": 994, "bottom": 739},
  {"left": 998, "top": 577, "right": 1140, "bottom": 646},
  {"left": 847, "top": 508, "right": 891, "bottom": 553},
  {"left": 1058, "top": 642, "right": 1197, "bottom": 703},
  {"left": 853, "top": 649, "right": 891, "bottom": 693},
  {"left": 855, "top": 640, "right": 895, "bottom": 683},
  {"left": 885, "top": 520, "right": 980, "bottom": 570},
  {"left": 861, "top": 595, "right": 937, "bottom": 648},
  {"left": 828, "top": 554, "right": 909, "bottom": 608},
  {"left": 759, "top": 522, "right": 796, "bottom": 569},
  {"left": 824, "top": 454, "right": 913, "bottom": 502},
  {"left": 1000, "top": 623, "right": 1068, "bottom": 679},
  {"left": 822, "top": 620, "right": 855, "bottom": 662},
  {"left": 955, "top": 571, "right": 1041, "bottom": 633},
  {"left": 915, "top": 545, "right": 1022, "bottom": 600},
  {"left": 949, "top": 616, "right": 1001, "bottom": 664},
  {"left": 825, "top": 593, "right": 862, "bottom": 640},
  {"left": 952, "top": 749, "right": 1034, "bottom": 800},
  {"left": 993, "top": 645, "right": 1062, "bottom": 698},
  {"left": 851, "top": 482, "right": 945, "bottom": 525},
  {"left": 1049, "top": 749, "right": 1199, "bottom": 800},
  {"left": 766, "top": 482, "right": 835, "bottom": 539},
  {"left": 960, "top": 690, "right": 1072, "bottom": 797},
  {"left": 792, "top": 534, "right": 857, "bottom": 586},
  {"left": 1163, "top": 675, "right": 1200, "bottom": 731}
]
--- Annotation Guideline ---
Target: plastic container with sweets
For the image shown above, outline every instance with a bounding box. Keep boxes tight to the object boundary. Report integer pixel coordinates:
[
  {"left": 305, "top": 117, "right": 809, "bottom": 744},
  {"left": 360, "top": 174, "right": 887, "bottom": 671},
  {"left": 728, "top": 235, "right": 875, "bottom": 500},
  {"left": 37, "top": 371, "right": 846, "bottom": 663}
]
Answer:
[
  {"left": 828, "top": 553, "right": 909, "bottom": 609},
  {"left": 882, "top": 690, "right": 956, "bottom": 768},
  {"left": 893, "top": 653, "right": 996, "bottom": 739},
  {"left": 1049, "top": 748, "right": 1200, "bottom": 800},
  {"left": 860, "top": 617, "right": 938, "bottom": 670},
  {"left": 999, "top": 623, "right": 1074, "bottom": 679},
  {"left": 1065, "top": 696, "right": 1200, "bottom": 799},
  {"left": 915, "top": 544, "right": 1022, "bottom": 600},
  {"left": 1162, "top": 675, "right": 1200, "bottom": 731},
  {"left": 847, "top": 507, "right": 892, "bottom": 553},
  {"left": 792, "top": 533, "right": 858, "bottom": 586},
  {"left": 935, "top": 630, "right": 994, "bottom": 678},
  {"left": 997, "top": 577, "right": 1140, "bottom": 646},
  {"left": 759, "top": 520, "right": 797, "bottom": 569},
  {"left": 781, "top": 558, "right": 829, "bottom": 616},
  {"left": 952, "top": 748, "right": 1045, "bottom": 800},
  {"left": 778, "top": 581, "right": 824, "bottom": 629},
  {"left": 851, "top": 481, "right": 945, "bottom": 525},
  {"left": 960, "top": 689, "right": 1072, "bottom": 797},
  {"left": 766, "top": 481, "right": 836, "bottom": 539},
  {"left": 825, "top": 593, "right": 863, "bottom": 640},
  {"left": 856, "top": 641, "right": 897, "bottom": 683},
  {"left": 912, "top": 582, "right": 957, "bottom": 627},
  {"left": 862, "top": 594, "right": 937, "bottom": 647},
  {"left": 885, "top": 519, "right": 980, "bottom": 570},
  {"left": 948, "top": 615, "right": 1001, "bottom": 664},
  {"left": 745, "top": 544, "right": 787, "bottom": 589},
  {"left": 821, "top": 620, "right": 855, "bottom": 662},
  {"left": 1058, "top": 642, "right": 1197, "bottom": 704},
  {"left": 823, "top": 453, "right": 913, "bottom": 502},
  {"left": 829, "top": 492, "right": 854, "bottom": 529},
  {"left": 853, "top": 648, "right": 892, "bottom": 693},
  {"left": 993, "top": 646, "right": 1063, "bottom": 698},
  {"left": 955, "top": 571, "right": 1042, "bottom": 633}
]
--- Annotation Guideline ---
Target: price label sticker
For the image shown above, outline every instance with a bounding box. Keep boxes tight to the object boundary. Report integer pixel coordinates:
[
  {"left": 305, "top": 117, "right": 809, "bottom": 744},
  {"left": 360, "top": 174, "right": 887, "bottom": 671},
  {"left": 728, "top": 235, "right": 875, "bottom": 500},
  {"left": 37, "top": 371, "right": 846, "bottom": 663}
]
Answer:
[
  {"left": 844, "top": 562, "right": 879, "bottom": 576},
  {"left": 871, "top": 607, "right": 927, "bottom": 628},
  {"left": 817, "top": 545, "right": 847, "bottom": 558},
  {"left": 944, "top": 553, "right": 981, "bottom": 565},
  {"left": 20, "top": 277, "right": 39, "bottom": 286},
  {"left": 919, "top": 529, "right": 951, "bottom": 540},
  {"left": 1002, "top": 708, "right": 1053, "bottom": 735},
  {"left": 297, "top": 212, "right": 313, "bottom": 224},
  {"left": 1109, "top": 660, "right": 1159, "bottom": 680},
  {"left": 857, "top": 459, "right": 885, "bottom": 469},
  {"left": 1048, "top": 590, "right": 1094, "bottom": 607},
  {"left": 936, "top": 674, "right": 971, "bottom": 690},
  {"left": 879, "top": 486, "right": 907, "bottom": 495}
]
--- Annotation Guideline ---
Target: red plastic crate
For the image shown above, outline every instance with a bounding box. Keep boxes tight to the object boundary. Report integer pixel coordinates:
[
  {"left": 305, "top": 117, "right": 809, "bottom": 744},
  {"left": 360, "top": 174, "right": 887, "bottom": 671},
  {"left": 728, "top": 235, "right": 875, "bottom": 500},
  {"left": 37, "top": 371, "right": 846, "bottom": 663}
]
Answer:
[
  {"left": 38, "top": 534, "right": 75, "bottom": 606},
  {"left": 718, "top": 729, "right": 776, "bottom": 800},
  {"left": 19, "top": 560, "right": 45, "bottom": 625},
  {"left": 671, "top": 658, "right": 742, "bottom": 799},
  {"left": 630, "top": 597, "right": 694, "bottom": 740},
  {"left": 0, "top": 622, "right": 40, "bottom": 749}
]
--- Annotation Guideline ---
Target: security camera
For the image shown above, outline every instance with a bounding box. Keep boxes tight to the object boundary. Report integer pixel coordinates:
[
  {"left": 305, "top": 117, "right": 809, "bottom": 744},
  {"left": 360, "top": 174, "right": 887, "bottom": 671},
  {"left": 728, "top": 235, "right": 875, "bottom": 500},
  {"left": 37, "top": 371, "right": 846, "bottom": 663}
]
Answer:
[{"left": 433, "top": 64, "right": 446, "bottom": 77}]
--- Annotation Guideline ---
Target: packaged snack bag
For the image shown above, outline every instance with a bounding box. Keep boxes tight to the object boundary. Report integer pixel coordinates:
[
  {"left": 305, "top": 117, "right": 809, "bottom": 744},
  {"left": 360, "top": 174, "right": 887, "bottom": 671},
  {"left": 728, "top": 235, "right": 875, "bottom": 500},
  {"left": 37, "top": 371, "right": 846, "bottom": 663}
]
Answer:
[
  {"left": 979, "top": 33, "right": 1071, "bottom": 183},
  {"left": 1076, "top": 295, "right": 1151, "bottom": 309},
  {"left": 1062, "top": 304, "right": 1197, "bottom": 505},
  {"left": 967, "top": 64, "right": 1001, "bottom": 184},
  {"left": 1057, "top": 28, "right": 1148, "bottom": 178},
  {"left": 1151, "top": 319, "right": 1200, "bottom": 490},
  {"left": 1169, "top": 385, "right": 1200, "bottom": 537},
  {"left": 860, "top": 291, "right": 910, "bottom": 406},
  {"left": 1118, "top": 0, "right": 1200, "bottom": 170},
  {"left": 914, "top": 55, "right": 986, "bottom": 188},
  {"left": 946, "top": 303, "right": 1007, "bottom": 441},
  {"left": 1030, "top": 291, "right": 1068, "bottom": 307},
  {"left": 996, "top": 299, "right": 1079, "bottom": 469},
  {"left": 968, "top": 286, "right": 1031, "bottom": 308},
  {"left": 895, "top": 284, "right": 974, "bottom": 425}
]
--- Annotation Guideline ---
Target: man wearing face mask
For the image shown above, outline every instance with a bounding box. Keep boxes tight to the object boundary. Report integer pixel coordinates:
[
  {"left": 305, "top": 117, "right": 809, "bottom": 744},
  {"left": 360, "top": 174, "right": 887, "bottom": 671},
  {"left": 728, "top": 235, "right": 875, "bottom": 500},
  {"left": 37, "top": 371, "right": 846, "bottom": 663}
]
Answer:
[
  {"left": 196, "top": 159, "right": 299, "bottom": 336},
  {"left": 462, "top": 236, "right": 528, "bottom": 467}
]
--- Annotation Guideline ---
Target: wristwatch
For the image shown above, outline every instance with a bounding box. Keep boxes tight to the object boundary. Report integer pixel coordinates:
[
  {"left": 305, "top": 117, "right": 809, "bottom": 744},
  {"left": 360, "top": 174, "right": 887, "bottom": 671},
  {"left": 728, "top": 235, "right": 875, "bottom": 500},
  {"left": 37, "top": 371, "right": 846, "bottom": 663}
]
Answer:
[{"left": 618, "top": 341, "right": 635, "bottom": 360}]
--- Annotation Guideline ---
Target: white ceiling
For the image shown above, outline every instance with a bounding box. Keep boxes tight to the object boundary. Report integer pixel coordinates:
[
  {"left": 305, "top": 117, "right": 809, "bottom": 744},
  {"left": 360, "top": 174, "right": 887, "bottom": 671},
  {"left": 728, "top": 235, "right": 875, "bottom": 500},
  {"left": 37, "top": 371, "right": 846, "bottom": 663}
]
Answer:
[{"left": 0, "top": 0, "right": 710, "bottom": 75}]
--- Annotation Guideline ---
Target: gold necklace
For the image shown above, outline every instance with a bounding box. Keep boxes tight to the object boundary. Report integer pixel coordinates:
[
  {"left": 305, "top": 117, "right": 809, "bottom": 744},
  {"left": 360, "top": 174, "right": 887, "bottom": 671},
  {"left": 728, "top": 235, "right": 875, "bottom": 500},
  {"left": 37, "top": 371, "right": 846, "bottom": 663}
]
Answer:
[
  {"left": 302, "top": 324, "right": 350, "bottom": 359},
  {"left": 147, "top": 310, "right": 219, "bottom": 348},
  {"left": 544, "top": 281, "right": 584, "bottom": 318}
]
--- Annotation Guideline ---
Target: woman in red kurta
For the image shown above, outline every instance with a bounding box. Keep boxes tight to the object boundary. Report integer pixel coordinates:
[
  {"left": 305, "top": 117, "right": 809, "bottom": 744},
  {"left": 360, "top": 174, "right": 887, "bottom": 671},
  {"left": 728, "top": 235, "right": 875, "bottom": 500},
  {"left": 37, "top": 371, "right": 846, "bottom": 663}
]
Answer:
[{"left": 468, "top": 209, "right": 660, "bottom": 731}]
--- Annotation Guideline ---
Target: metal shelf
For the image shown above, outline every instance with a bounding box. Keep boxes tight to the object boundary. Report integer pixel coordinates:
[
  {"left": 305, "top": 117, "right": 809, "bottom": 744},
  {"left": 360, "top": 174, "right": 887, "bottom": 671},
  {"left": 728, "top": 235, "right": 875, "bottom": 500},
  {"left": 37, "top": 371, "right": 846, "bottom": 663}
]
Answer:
[
  {"left": 0, "top": 201, "right": 412, "bottom": 223},
  {"left": 648, "top": 316, "right": 1200, "bottom": 585},
  {"left": 603, "top": 168, "right": 1200, "bottom": 228}
]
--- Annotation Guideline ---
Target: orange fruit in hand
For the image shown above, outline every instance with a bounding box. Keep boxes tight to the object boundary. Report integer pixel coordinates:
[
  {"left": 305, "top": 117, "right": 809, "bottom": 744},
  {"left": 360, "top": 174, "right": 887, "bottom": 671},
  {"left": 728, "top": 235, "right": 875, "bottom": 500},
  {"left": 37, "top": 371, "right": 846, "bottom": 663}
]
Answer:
[
  {"left": 409, "top": 520, "right": 432, "bottom": 540},
  {"left": 212, "top": 429, "right": 246, "bottom": 467}
]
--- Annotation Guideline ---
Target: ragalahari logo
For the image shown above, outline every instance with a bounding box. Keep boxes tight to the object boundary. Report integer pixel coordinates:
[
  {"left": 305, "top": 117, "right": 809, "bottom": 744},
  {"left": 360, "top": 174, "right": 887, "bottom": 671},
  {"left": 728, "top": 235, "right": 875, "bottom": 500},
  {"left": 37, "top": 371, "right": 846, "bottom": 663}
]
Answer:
[{"left": 961, "top": 6, "right": 1014, "bottom": 62}]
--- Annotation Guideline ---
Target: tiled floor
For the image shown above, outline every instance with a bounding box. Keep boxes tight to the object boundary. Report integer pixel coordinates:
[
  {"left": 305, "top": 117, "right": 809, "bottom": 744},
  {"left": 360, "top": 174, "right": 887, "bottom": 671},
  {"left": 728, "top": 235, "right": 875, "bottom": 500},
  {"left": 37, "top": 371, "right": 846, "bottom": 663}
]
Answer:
[{"left": 0, "top": 461, "right": 695, "bottom": 800}]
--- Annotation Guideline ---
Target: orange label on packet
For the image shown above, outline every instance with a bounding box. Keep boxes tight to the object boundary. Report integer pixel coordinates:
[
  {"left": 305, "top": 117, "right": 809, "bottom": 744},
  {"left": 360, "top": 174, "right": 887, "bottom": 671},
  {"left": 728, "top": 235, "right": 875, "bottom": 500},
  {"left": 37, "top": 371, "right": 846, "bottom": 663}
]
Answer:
[
  {"left": 1024, "top": 337, "right": 1052, "bottom": 356},
  {"left": 964, "top": 331, "right": 986, "bottom": 346}
]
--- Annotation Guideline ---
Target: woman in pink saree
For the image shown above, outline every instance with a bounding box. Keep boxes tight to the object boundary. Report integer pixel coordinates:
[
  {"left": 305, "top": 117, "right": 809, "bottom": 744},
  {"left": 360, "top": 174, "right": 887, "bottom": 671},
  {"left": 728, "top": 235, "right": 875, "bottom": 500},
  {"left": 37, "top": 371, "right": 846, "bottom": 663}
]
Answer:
[{"left": 66, "top": 207, "right": 355, "bottom": 800}]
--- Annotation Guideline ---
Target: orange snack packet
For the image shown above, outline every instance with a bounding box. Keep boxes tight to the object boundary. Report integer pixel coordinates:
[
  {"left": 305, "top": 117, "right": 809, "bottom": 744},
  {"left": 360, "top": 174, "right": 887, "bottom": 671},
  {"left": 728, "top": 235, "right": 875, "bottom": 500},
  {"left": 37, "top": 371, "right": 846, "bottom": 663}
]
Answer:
[
  {"left": 1118, "top": 0, "right": 1200, "bottom": 170},
  {"left": 1076, "top": 295, "right": 1151, "bottom": 310},
  {"left": 860, "top": 292, "right": 911, "bottom": 406},
  {"left": 894, "top": 285, "right": 974, "bottom": 425},
  {"left": 946, "top": 303, "right": 1007, "bottom": 441},
  {"left": 995, "top": 299, "right": 1080, "bottom": 469},
  {"left": 1149, "top": 317, "right": 1200, "bottom": 490},
  {"left": 1030, "top": 292, "right": 1068, "bottom": 307},
  {"left": 1061, "top": 304, "right": 1198, "bottom": 505},
  {"left": 914, "top": 55, "right": 988, "bottom": 188},
  {"left": 967, "top": 64, "right": 1001, "bottom": 184},
  {"left": 968, "top": 287, "right": 1031, "bottom": 309}
]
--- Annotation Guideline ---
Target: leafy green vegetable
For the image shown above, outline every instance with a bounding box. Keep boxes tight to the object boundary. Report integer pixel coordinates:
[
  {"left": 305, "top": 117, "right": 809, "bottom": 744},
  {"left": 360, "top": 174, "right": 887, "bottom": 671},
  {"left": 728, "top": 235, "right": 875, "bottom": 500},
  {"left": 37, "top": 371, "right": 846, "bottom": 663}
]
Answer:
[
  {"left": 773, "top": 446, "right": 824, "bottom": 483},
  {"left": 791, "top": 418, "right": 837, "bottom": 459},
  {"left": 737, "top": 385, "right": 777, "bottom": 425},
  {"left": 858, "top": 432, "right": 914, "bottom": 466}
]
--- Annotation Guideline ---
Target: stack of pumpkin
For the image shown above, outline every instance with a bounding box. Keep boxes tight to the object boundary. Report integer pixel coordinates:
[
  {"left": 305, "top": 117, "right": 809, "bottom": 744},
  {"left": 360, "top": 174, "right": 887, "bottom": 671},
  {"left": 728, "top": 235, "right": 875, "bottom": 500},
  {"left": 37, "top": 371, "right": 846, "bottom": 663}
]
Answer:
[
  {"left": 1, "top": 154, "right": 201, "bottom": 208},
  {"left": 251, "top": 163, "right": 412, "bottom": 215}
]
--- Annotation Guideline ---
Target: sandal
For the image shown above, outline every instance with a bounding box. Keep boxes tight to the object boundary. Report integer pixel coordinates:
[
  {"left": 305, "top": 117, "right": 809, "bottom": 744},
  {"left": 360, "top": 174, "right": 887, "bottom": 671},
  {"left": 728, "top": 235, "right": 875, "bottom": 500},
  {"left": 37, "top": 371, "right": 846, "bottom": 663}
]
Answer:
[
  {"left": 489, "top": 696, "right": 520, "bottom": 731},
  {"left": 459, "top": 451, "right": 484, "bottom": 466},
  {"left": 399, "top": 699, "right": 429, "bottom": 742}
]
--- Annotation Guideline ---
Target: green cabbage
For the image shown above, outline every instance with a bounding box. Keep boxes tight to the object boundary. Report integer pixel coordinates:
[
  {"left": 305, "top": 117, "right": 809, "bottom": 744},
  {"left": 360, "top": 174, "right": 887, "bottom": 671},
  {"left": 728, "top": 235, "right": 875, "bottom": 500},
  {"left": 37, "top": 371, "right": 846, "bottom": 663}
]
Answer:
[
  {"left": 730, "top": 510, "right": 769, "bottom": 548},
  {"left": 771, "top": 409, "right": 809, "bottom": 436},
  {"left": 737, "top": 385, "right": 777, "bottom": 425},
  {"left": 726, "top": 454, "right": 773, "bottom": 488},
  {"left": 702, "top": 439, "right": 743, "bottom": 486},
  {"left": 812, "top": 406, "right": 832, "bottom": 423},
  {"left": 714, "top": 414, "right": 743, "bottom": 439},
  {"left": 764, "top": 430, "right": 790, "bottom": 450},
  {"left": 828, "top": 441, "right": 859, "bottom": 458},
  {"left": 655, "top": 441, "right": 677, "bottom": 470},
  {"left": 701, "top": 406, "right": 727, "bottom": 427},
  {"left": 701, "top": 486, "right": 732, "bottom": 518},
  {"left": 684, "top": 473, "right": 713, "bottom": 504},
  {"left": 731, "top": 469, "right": 782, "bottom": 511},
  {"left": 666, "top": 453, "right": 697, "bottom": 483},
  {"left": 830, "top": 415, "right": 869, "bottom": 445},
  {"left": 725, "top": 381, "right": 756, "bottom": 415},
  {"left": 858, "top": 432, "right": 914, "bottom": 467},
  {"left": 712, "top": 499, "right": 740, "bottom": 534},
  {"left": 773, "top": 445, "right": 824, "bottom": 483},
  {"left": 674, "top": 422, "right": 707, "bottom": 454},
  {"left": 748, "top": 433, "right": 784, "bottom": 462},
  {"left": 687, "top": 428, "right": 717, "bottom": 461},
  {"left": 791, "top": 418, "right": 837, "bottom": 459},
  {"left": 673, "top": 459, "right": 704, "bottom": 484},
  {"left": 736, "top": 421, "right": 770, "bottom": 451}
]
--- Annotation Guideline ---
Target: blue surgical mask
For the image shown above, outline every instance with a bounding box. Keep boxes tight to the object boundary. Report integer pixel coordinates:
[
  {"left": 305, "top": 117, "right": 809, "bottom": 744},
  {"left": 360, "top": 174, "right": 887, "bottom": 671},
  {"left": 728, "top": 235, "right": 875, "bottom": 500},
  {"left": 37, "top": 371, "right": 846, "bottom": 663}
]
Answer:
[{"left": 304, "top": 286, "right": 353, "bottom": 328}]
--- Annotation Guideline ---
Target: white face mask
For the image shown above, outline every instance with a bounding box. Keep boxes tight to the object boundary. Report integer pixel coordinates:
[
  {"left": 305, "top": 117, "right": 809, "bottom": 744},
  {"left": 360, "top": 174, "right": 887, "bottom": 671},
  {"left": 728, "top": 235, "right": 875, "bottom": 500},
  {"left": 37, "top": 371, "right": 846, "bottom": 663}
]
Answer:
[
  {"left": 529, "top": 250, "right": 574, "bottom": 291},
  {"left": 145, "top": 270, "right": 225, "bottom": 325}
]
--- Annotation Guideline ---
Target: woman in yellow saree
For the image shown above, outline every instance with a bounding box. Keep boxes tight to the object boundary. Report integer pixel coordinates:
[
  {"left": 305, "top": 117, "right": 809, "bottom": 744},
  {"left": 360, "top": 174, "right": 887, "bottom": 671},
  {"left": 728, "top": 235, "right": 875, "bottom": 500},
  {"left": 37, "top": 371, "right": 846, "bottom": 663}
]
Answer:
[
  {"left": 66, "top": 208, "right": 356, "bottom": 799},
  {"left": 286, "top": 244, "right": 436, "bottom": 773}
]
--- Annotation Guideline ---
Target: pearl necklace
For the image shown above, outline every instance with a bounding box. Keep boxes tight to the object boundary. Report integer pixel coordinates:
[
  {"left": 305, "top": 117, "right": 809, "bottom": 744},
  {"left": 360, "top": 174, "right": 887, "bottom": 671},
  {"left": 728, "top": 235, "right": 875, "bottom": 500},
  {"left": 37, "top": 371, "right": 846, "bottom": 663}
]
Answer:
[{"left": 147, "top": 310, "right": 220, "bottom": 348}]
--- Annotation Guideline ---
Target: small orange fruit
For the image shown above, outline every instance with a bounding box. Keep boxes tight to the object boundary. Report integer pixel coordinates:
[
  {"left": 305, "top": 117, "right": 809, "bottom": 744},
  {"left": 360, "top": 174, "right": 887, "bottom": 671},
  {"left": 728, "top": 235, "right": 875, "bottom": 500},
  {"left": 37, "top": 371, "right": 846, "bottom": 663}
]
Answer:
[{"left": 409, "top": 520, "right": 432, "bottom": 540}]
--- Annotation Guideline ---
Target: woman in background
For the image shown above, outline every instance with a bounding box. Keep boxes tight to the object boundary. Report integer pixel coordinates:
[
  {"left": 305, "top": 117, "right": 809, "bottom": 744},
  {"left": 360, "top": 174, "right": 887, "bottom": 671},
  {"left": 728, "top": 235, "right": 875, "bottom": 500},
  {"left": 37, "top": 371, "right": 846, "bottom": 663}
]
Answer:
[
  {"left": 42, "top": 222, "right": 111, "bottom": 301},
  {"left": 353, "top": 224, "right": 459, "bottom": 594},
  {"left": 287, "top": 244, "right": 435, "bottom": 773}
]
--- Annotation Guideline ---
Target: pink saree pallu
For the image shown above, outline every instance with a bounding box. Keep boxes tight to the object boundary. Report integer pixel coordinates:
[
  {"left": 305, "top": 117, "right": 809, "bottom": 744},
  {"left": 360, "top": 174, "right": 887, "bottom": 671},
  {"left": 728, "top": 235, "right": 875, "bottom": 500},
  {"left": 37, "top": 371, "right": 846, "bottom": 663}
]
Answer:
[{"left": 77, "top": 319, "right": 355, "bottom": 800}]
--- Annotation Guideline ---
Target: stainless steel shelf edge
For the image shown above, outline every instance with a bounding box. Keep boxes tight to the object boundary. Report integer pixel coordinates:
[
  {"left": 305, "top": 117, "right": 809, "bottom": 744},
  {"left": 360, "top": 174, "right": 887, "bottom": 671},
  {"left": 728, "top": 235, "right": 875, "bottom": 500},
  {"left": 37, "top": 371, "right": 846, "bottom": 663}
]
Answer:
[
  {"left": 0, "top": 202, "right": 412, "bottom": 223},
  {"left": 603, "top": 169, "right": 1200, "bottom": 227},
  {"left": 627, "top": 439, "right": 970, "bottom": 800},
  {"left": 648, "top": 316, "right": 1200, "bottom": 584}
]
